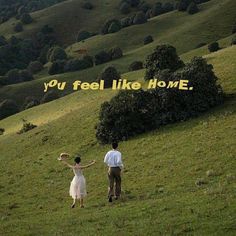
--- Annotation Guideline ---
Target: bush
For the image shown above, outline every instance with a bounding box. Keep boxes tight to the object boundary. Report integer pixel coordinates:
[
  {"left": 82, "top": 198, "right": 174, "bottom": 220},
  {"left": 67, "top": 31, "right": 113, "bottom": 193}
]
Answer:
[
  {"left": 187, "top": 2, "right": 199, "bottom": 14},
  {"left": 101, "top": 19, "right": 121, "bottom": 35},
  {"left": 48, "top": 47, "right": 67, "bottom": 62},
  {"left": 17, "top": 119, "right": 37, "bottom": 134},
  {"left": 96, "top": 57, "right": 223, "bottom": 143},
  {"left": 19, "top": 69, "right": 34, "bottom": 82},
  {"left": 108, "top": 47, "right": 123, "bottom": 60},
  {"left": 129, "top": 61, "right": 143, "bottom": 71},
  {"left": 0, "top": 35, "right": 7, "bottom": 46},
  {"left": 48, "top": 60, "right": 66, "bottom": 75},
  {"left": 97, "top": 66, "right": 121, "bottom": 88},
  {"left": 232, "top": 22, "right": 236, "bottom": 34},
  {"left": 94, "top": 50, "right": 112, "bottom": 65},
  {"left": 64, "top": 56, "right": 93, "bottom": 72},
  {"left": 177, "top": 0, "right": 192, "bottom": 11},
  {"left": 14, "top": 22, "right": 23, "bottom": 32},
  {"left": 0, "top": 99, "right": 19, "bottom": 120},
  {"left": 144, "top": 35, "right": 153, "bottom": 45},
  {"left": 208, "top": 42, "right": 219, "bottom": 52},
  {"left": 27, "top": 61, "right": 43, "bottom": 74},
  {"left": 6, "top": 69, "right": 21, "bottom": 84},
  {"left": 144, "top": 44, "right": 184, "bottom": 80},
  {"left": 22, "top": 96, "right": 39, "bottom": 110},
  {"left": 20, "top": 13, "right": 33, "bottom": 24},
  {"left": 76, "top": 30, "right": 91, "bottom": 42},
  {"left": 138, "top": 2, "right": 151, "bottom": 13},
  {"left": 81, "top": 2, "right": 94, "bottom": 10},
  {"left": 150, "top": 3, "right": 163, "bottom": 17},
  {"left": 133, "top": 11, "right": 147, "bottom": 24},
  {"left": 0, "top": 128, "right": 4, "bottom": 135},
  {"left": 41, "top": 91, "right": 60, "bottom": 104},
  {"left": 195, "top": 42, "right": 206, "bottom": 48},
  {"left": 120, "top": 2, "right": 131, "bottom": 14},
  {"left": 120, "top": 17, "right": 132, "bottom": 28},
  {"left": 231, "top": 36, "right": 236, "bottom": 45},
  {"left": 127, "top": 0, "right": 140, "bottom": 7},
  {"left": 163, "top": 2, "right": 174, "bottom": 13}
]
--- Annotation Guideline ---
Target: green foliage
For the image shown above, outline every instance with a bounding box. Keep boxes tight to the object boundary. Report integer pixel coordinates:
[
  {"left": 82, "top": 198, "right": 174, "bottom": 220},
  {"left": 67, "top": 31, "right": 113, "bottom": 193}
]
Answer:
[
  {"left": 177, "top": 0, "right": 192, "bottom": 11},
  {"left": 108, "top": 46, "right": 123, "bottom": 60},
  {"left": 0, "top": 99, "right": 19, "bottom": 120},
  {"left": 22, "top": 96, "right": 40, "bottom": 110},
  {"left": 20, "top": 13, "right": 33, "bottom": 24},
  {"left": 27, "top": 61, "right": 44, "bottom": 74},
  {"left": 232, "top": 22, "right": 236, "bottom": 34},
  {"left": 144, "top": 45, "right": 184, "bottom": 80},
  {"left": 96, "top": 57, "right": 223, "bottom": 143},
  {"left": 128, "top": 61, "right": 143, "bottom": 71},
  {"left": 94, "top": 50, "right": 112, "bottom": 65},
  {"left": 81, "top": 2, "right": 94, "bottom": 10},
  {"left": 64, "top": 56, "right": 93, "bottom": 72},
  {"left": 120, "top": 2, "right": 131, "bottom": 14},
  {"left": 133, "top": 11, "right": 147, "bottom": 24},
  {"left": 40, "top": 90, "right": 60, "bottom": 104},
  {"left": 14, "top": 22, "right": 23, "bottom": 32},
  {"left": 0, "top": 127, "right": 4, "bottom": 135},
  {"left": 3, "top": 69, "right": 34, "bottom": 85},
  {"left": 208, "top": 42, "right": 220, "bottom": 52},
  {"left": 48, "top": 47, "right": 67, "bottom": 62},
  {"left": 143, "top": 35, "right": 153, "bottom": 45},
  {"left": 48, "top": 60, "right": 66, "bottom": 75},
  {"left": 231, "top": 36, "right": 236, "bottom": 45},
  {"left": 76, "top": 30, "right": 91, "bottom": 42},
  {"left": 17, "top": 119, "right": 37, "bottom": 134},
  {"left": 187, "top": 2, "right": 199, "bottom": 14},
  {"left": 97, "top": 66, "right": 120, "bottom": 88},
  {"left": 101, "top": 19, "right": 121, "bottom": 35}
]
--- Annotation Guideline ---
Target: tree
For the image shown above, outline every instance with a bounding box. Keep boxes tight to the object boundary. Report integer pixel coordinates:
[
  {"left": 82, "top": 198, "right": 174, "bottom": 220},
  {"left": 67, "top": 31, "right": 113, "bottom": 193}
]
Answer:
[
  {"left": 232, "top": 22, "right": 236, "bottom": 34},
  {"left": 41, "top": 91, "right": 60, "bottom": 104},
  {"left": 133, "top": 11, "right": 147, "bottom": 24},
  {"left": 97, "top": 66, "right": 121, "bottom": 88},
  {"left": 27, "top": 61, "right": 43, "bottom": 74},
  {"left": 6, "top": 69, "right": 21, "bottom": 84},
  {"left": 120, "top": 17, "right": 132, "bottom": 28},
  {"left": 0, "top": 99, "right": 19, "bottom": 120},
  {"left": 108, "top": 47, "right": 123, "bottom": 59},
  {"left": 163, "top": 2, "right": 174, "bottom": 13},
  {"left": 144, "top": 45, "right": 184, "bottom": 80},
  {"left": 101, "top": 19, "right": 121, "bottom": 35},
  {"left": 81, "top": 2, "right": 94, "bottom": 10},
  {"left": 48, "top": 60, "right": 66, "bottom": 75},
  {"left": 187, "top": 2, "right": 199, "bottom": 14},
  {"left": 143, "top": 35, "right": 153, "bottom": 45},
  {"left": 108, "top": 22, "right": 121, "bottom": 33},
  {"left": 231, "top": 36, "right": 236, "bottom": 45},
  {"left": 14, "top": 22, "right": 23, "bottom": 32},
  {"left": 94, "top": 50, "right": 112, "bottom": 65},
  {"left": 0, "top": 35, "right": 7, "bottom": 46},
  {"left": 22, "top": 96, "right": 39, "bottom": 110},
  {"left": 208, "top": 42, "right": 219, "bottom": 52},
  {"left": 20, "top": 13, "right": 33, "bottom": 24},
  {"left": 76, "top": 30, "right": 91, "bottom": 42},
  {"left": 177, "top": 0, "right": 192, "bottom": 11},
  {"left": 120, "top": 2, "right": 131, "bottom": 14},
  {"left": 151, "top": 2, "right": 163, "bottom": 17},
  {"left": 48, "top": 47, "right": 67, "bottom": 62},
  {"left": 129, "top": 61, "right": 143, "bottom": 71}
]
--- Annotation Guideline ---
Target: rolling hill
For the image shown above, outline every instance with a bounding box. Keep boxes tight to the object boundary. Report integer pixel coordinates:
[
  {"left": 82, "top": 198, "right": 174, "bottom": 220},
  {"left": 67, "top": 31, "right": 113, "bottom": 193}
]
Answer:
[{"left": 0, "top": 44, "right": 235, "bottom": 235}]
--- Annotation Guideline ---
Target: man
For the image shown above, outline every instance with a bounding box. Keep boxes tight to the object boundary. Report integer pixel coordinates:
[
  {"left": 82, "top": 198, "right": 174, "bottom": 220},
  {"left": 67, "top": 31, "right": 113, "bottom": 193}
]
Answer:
[{"left": 104, "top": 142, "right": 123, "bottom": 202}]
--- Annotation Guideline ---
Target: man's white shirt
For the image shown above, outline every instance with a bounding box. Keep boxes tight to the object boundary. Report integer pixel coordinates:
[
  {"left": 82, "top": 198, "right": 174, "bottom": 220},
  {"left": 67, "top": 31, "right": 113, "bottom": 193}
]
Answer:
[{"left": 104, "top": 150, "right": 123, "bottom": 168}]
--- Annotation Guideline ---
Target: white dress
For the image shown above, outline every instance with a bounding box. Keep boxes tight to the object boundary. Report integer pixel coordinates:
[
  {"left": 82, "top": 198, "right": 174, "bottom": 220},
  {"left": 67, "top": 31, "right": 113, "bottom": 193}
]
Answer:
[{"left": 69, "top": 167, "right": 87, "bottom": 199}]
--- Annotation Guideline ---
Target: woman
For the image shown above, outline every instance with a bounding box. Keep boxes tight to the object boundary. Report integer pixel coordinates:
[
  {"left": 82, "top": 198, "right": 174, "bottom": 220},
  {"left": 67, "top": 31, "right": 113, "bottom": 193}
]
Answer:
[{"left": 59, "top": 153, "right": 96, "bottom": 208}]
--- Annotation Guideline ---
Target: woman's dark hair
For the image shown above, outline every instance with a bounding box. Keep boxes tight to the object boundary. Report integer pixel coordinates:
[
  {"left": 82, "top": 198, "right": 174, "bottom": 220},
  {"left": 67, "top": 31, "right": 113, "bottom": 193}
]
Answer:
[
  {"left": 112, "top": 142, "right": 118, "bottom": 149},
  {"left": 74, "top": 156, "right": 81, "bottom": 164}
]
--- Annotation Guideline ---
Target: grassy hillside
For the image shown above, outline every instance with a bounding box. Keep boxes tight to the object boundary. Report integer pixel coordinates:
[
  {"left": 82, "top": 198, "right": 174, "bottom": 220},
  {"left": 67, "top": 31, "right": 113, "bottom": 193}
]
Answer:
[
  {"left": 0, "top": 0, "right": 172, "bottom": 45},
  {"left": 0, "top": 44, "right": 235, "bottom": 235},
  {"left": 0, "top": 0, "right": 235, "bottom": 106}
]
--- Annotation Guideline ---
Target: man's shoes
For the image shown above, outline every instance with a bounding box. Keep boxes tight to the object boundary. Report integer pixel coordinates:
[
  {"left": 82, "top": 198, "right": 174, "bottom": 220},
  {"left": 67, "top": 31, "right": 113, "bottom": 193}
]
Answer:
[{"left": 108, "top": 196, "right": 112, "bottom": 202}]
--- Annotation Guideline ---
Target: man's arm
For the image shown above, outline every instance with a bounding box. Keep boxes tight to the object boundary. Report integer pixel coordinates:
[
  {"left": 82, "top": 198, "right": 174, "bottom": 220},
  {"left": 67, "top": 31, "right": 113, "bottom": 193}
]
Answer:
[
  {"left": 117, "top": 152, "right": 124, "bottom": 168},
  {"left": 104, "top": 152, "right": 109, "bottom": 165}
]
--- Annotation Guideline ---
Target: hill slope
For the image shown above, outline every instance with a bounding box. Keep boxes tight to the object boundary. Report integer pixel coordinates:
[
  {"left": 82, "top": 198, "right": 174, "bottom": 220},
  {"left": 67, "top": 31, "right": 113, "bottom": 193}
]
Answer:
[{"left": 0, "top": 45, "right": 235, "bottom": 235}]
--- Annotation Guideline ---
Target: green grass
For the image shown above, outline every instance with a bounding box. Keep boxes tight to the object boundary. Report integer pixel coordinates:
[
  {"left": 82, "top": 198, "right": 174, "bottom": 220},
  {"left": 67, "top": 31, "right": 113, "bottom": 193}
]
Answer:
[{"left": 0, "top": 43, "right": 235, "bottom": 235}]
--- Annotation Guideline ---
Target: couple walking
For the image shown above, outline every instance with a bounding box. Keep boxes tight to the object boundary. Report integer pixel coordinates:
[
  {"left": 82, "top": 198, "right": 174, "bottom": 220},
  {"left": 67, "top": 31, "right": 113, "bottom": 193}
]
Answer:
[{"left": 59, "top": 142, "right": 123, "bottom": 208}]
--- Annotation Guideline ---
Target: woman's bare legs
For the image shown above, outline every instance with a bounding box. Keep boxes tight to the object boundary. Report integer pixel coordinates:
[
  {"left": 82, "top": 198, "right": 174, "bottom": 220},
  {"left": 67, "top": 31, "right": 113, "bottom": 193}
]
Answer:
[
  {"left": 80, "top": 198, "right": 84, "bottom": 208},
  {"left": 71, "top": 198, "right": 76, "bottom": 208}
]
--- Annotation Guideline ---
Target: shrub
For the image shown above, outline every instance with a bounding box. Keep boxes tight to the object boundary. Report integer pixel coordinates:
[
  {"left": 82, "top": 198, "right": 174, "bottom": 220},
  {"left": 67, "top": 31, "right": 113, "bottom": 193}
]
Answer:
[
  {"left": 232, "top": 22, "right": 236, "bottom": 34},
  {"left": 64, "top": 56, "right": 93, "bottom": 72},
  {"left": 19, "top": 69, "right": 34, "bottom": 82},
  {"left": 177, "top": 0, "right": 192, "bottom": 11},
  {"left": 127, "top": 0, "right": 140, "bottom": 7},
  {"left": 22, "top": 96, "right": 39, "bottom": 110},
  {"left": 0, "top": 35, "right": 7, "bottom": 46},
  {"left": 48, "top": 47, "right": 67, "bottom": 62},
  {"left": 20, "top": 13, "right": 33, "bottom": 24},
  {"left": 41, "top": 25, "right": 54, "bottom": 34},
  {"left": 195, "top": 42, "right": 206, "bottom": 48},
  {"left": 108, "top": 47, "right": 123, "bottom": 60},
  {"left": 151, "top": 3, "right": 163, "bottom": 17},
  {"left": 39, "top": 45, "right": 50, "bottom": 64},
  {"left": 0, "top": 99, "right": 19, "bottom": 120},
  {"left": 129, "top": 61, "right": 143, "bottom": 71},
  {"left": 96, "top": 57, "right": 223, "bottom": 143},
  {"left": 231, "top": 36, "right": 236, "bottom": 45},
  {"left": 97, "top": 66, "right": 121, "bottom": 88},
  {"left": 17, "top": 119, "right": 37, "bottom": 134},
  {"left": 6, "top": 69, "right": 21, "bottom": 84},
  {"left": 81, "top": 2, "right": 94, "bottom": 10},
  {"left": 14, "top": 22, "right": 23, "bottom": 32},
  {"left": 187, "top": 2, "right": 199, "bottom": 14},
  {"left": 120, "top": 17, "right": 132, "bottom": 28},
  {"left": 76, "top": 30, "right": 91, "bottom": 42},
  {"left": 163, "top": 2, "right": 174, "bottom": 13},
  {"left": 138, "top": 2, "right": 151, "bottom": 13},
  {"left": 101, "top": 19, "right": 121, "bottom": 35},
  {"left": 120, "top": 2, "right": 131, "bottom": 14},
  {"left": 48, "top": 60, "right": 66, "bottom": 75},
  {"left": 133, "top": 11, "right": 147, "bottom": 24},
  {"left": 41, "top": 91, "right": 59, "bottom": 104},
  {"left": 94, "top": 50, "right": 112, "bottom": 65},
  {"left": 144, "top": 35, "right": 153, "bottom": 45},
  {"left": 0, "top": 128, "right": 4, "bottom": 135},
  {"left": 144, "top": 44, "right": 184, "bottom": 80},
  {"left": 208, "top": 42, "right": 219, "bottom": 52},
  {"left": 27, "top": 61, "right": 43, "bottom": 74}
]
